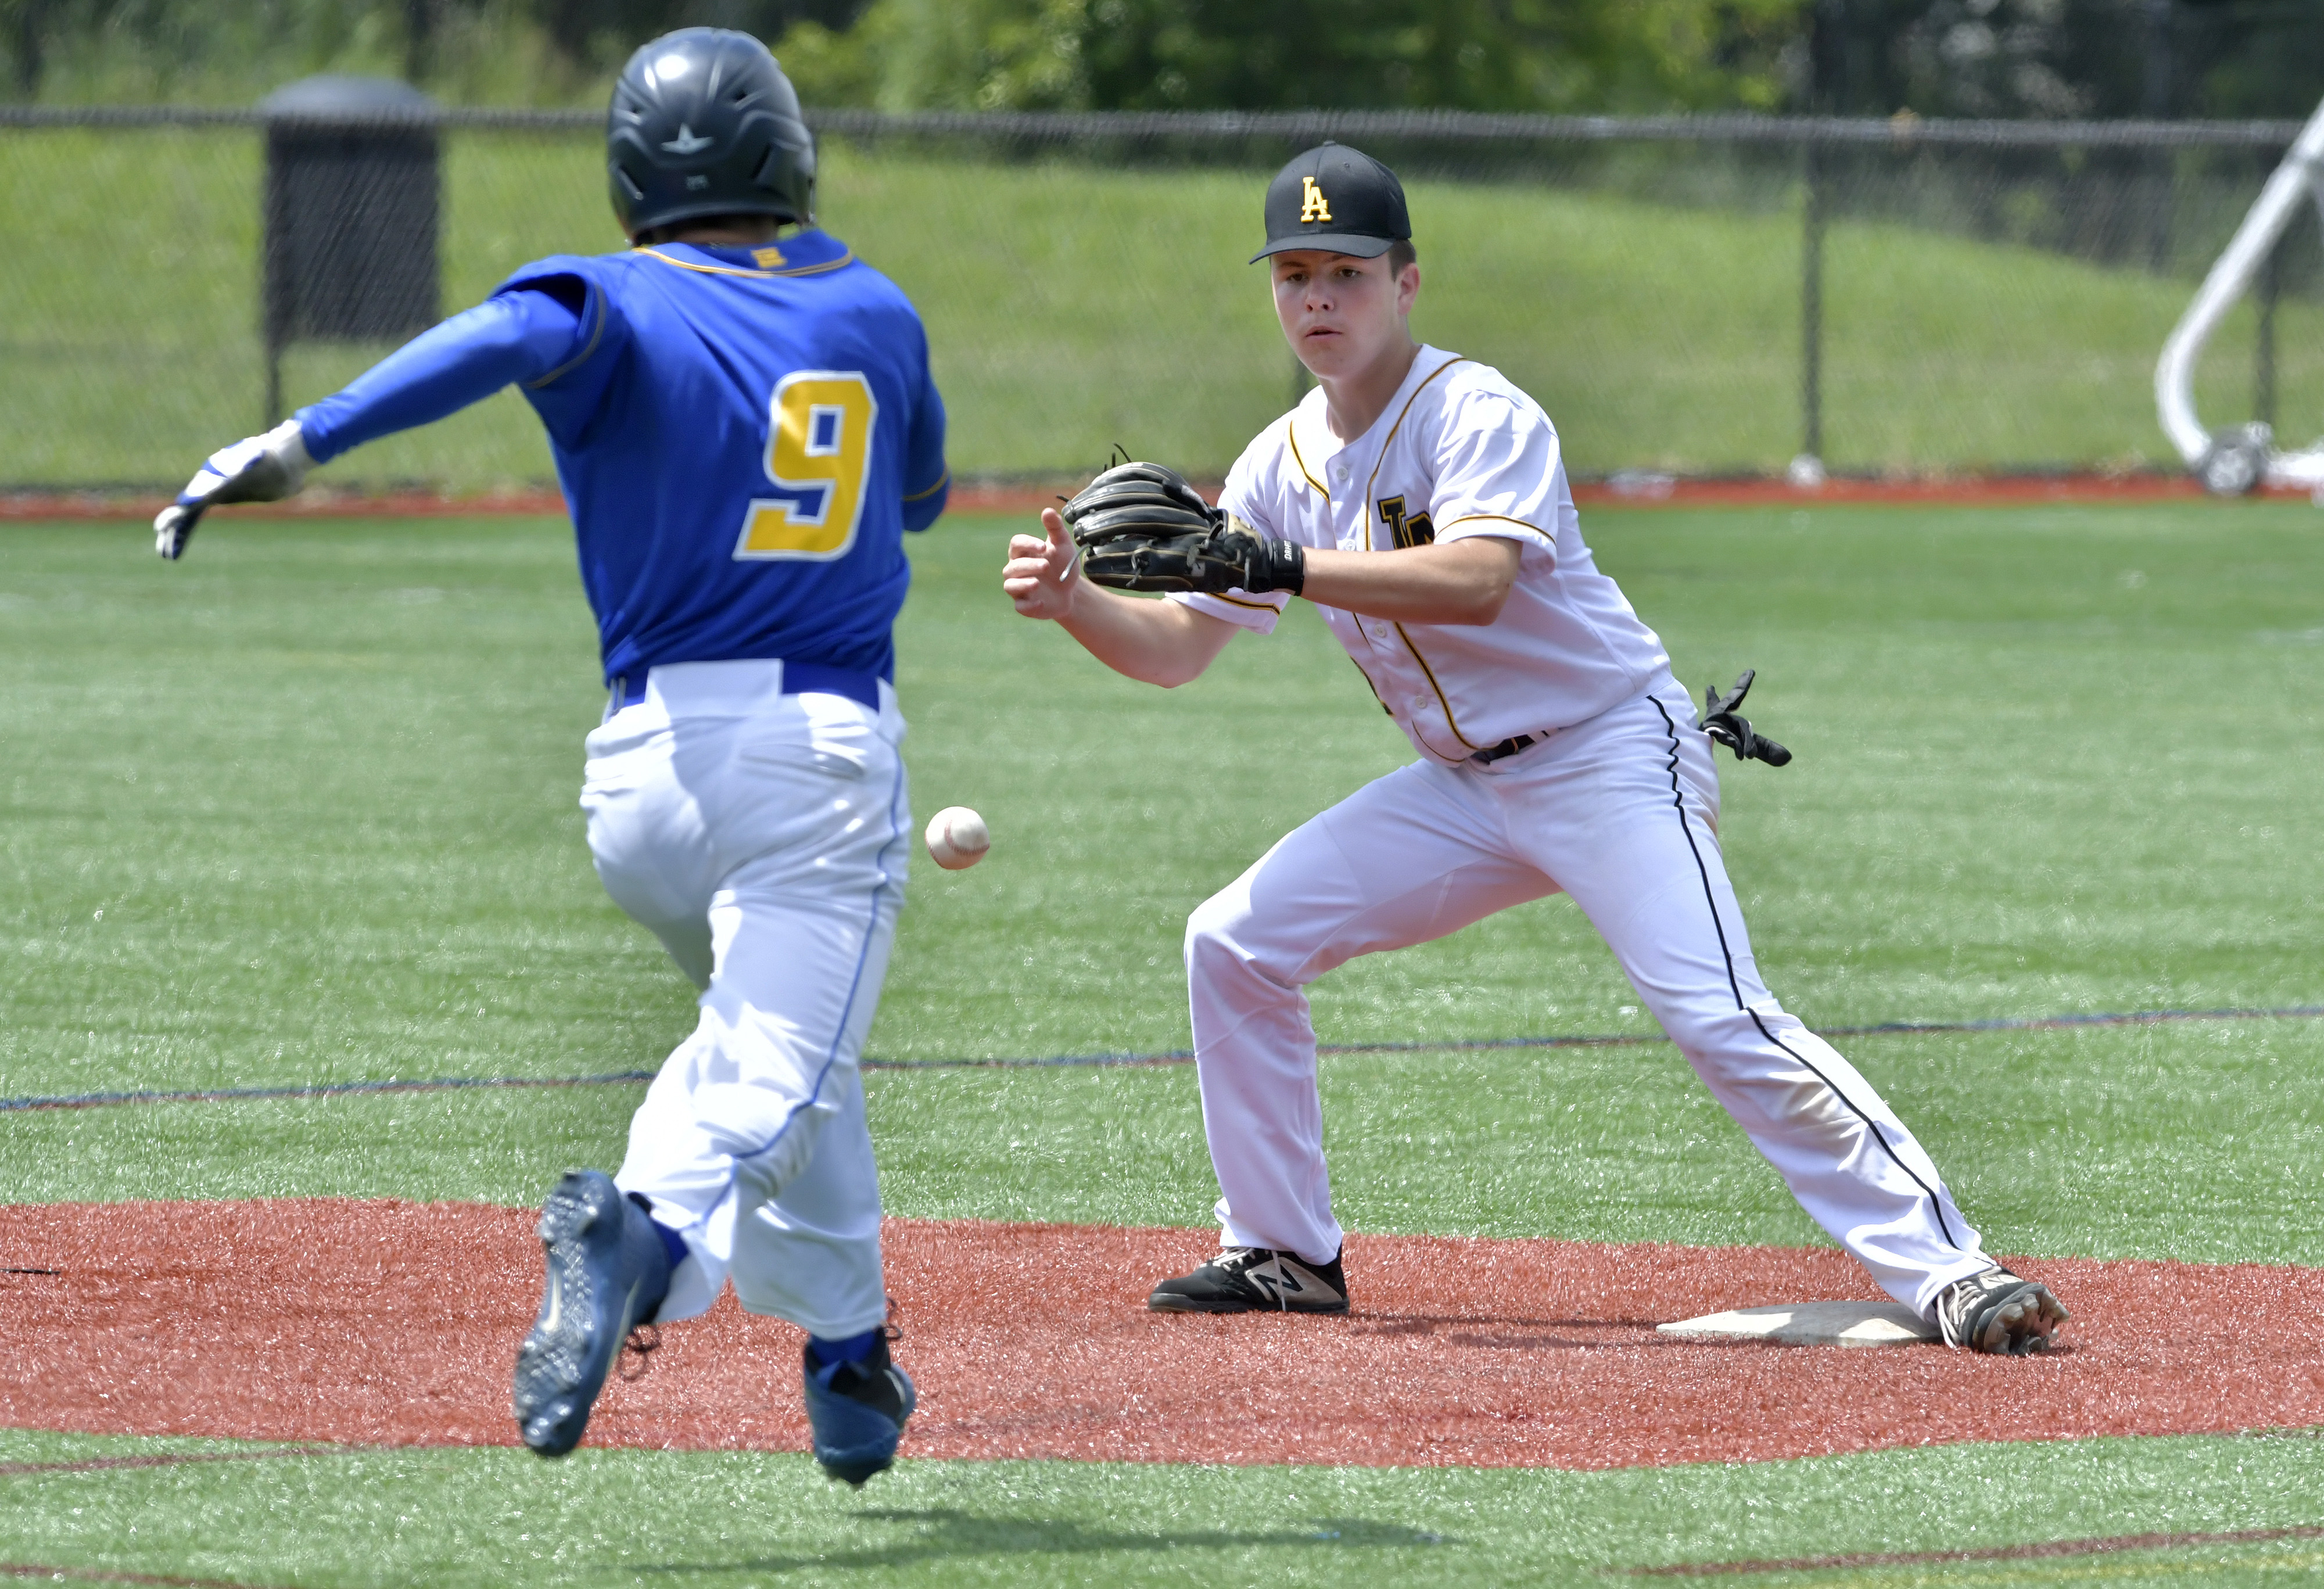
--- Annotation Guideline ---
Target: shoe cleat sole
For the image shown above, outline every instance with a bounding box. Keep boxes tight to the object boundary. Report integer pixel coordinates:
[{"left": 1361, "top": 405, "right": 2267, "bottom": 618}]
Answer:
[{"left": 513, "top": 1171, "right": 664, "bottom": 1459}]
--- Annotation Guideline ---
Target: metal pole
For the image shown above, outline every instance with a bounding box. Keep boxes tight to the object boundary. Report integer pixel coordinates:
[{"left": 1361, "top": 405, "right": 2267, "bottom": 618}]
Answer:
[
  {"left": 404, "top": 0, "right": 435, "bottom": 84},
  {"left": 1801, "top": 141, "right": 1826, "bottom": 466},
  {"left": 11, "top": 0, "right": 46, "bottom": 95},
  {"left": 263, "top": 121, "right": 283, "bottom": 429},
  {"left": 2144, "top": 0, "right": 2175, "bottom": 271},
  {"left": 2255, "top": 231, "right": 2279, "bottom": 430},
  {"left": 2154, "top": 94, "right": 2324, "bottom": 470},
  {"left": 1792, "top": 0, "right": 1842, "bottom": 480}
]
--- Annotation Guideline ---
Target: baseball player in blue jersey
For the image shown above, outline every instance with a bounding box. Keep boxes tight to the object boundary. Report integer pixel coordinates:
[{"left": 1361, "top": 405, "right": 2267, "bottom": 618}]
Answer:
[{"left": 155, "top": 30, "right": 946, "bottom": 1481}]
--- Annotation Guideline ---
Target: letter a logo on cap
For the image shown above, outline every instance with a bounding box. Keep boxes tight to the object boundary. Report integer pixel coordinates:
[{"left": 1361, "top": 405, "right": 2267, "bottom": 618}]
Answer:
[{"left": 1300, "top": 175, "right": 1332, "bottom": 224}]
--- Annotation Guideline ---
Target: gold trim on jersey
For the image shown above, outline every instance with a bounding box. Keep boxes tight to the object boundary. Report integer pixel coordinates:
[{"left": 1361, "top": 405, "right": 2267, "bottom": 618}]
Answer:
[
  {"left": 1349, "top": 655, "right": 1393, "bottom": 716},
  {"left": 902, "top": 467, "right": 950, "bottom": 503},
  {"left": 1438, "top": 512, "right": 1545, "bottom": 538},
  {"left": 633, "top": 245, "right": 856, "bottom": 279},
  {"left": 1391, "top": 620, "right": 1482, "bottom": 753},
  {"left": 1285, "top": 415, "right": 1328, "bottom": 496},
  {"left": 1361, "top": 353, "right": 1469, "bottom": 550},
  {"left": 1355, "top": 353, "right": 1479, "bottom": 757},
  {"left": 524, "top": 284, "right": 609, "bottom": 390}
]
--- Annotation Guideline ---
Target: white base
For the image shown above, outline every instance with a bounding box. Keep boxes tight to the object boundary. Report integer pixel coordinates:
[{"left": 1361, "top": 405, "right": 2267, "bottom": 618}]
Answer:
[{"left": 1657, "top": 1300, "right": 1938, "bottom": 1347}]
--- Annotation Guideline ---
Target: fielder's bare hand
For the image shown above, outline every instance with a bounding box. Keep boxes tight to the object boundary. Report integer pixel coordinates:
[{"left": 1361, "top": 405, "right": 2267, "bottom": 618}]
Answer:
[
  {"left": 1002, "top": 508, "right": 1082, "bottom": 620},
  {"left": 153, "top": 419, "right": 313, "bottom": 559}
]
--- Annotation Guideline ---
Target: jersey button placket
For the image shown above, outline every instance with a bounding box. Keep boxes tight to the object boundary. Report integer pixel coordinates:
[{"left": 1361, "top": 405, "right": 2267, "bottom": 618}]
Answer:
[{"left": 1331, "top": 455, "right": 1357, "bottom": 549}]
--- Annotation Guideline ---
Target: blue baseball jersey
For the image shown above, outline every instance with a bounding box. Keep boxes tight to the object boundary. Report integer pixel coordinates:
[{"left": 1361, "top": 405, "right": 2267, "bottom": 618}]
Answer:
[{"left": 496, "top": 231, "right": 948, "bottom": 684}]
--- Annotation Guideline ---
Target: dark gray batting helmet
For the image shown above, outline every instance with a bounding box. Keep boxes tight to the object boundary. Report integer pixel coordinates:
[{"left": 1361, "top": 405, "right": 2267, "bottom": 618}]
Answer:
[{"left": 607, "top": 28, "right": 815, "bottom": 238}]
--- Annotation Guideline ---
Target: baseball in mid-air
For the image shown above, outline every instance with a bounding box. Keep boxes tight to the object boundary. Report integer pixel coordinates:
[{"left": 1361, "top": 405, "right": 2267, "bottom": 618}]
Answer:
[{"left": 924, "top": 806, "right": 990, "bottom": 870}]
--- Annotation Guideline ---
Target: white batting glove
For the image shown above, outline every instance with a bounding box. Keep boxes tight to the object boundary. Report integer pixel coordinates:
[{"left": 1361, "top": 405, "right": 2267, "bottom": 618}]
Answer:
[{"left": 153, "top": 420, "right": 314, "bottom": 560}]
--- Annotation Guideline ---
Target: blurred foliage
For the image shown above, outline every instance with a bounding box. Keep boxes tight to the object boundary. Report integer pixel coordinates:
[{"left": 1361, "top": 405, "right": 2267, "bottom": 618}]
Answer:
[
  {"left": 0, "top": 0, "right": 1813, "bottom": 111},
  {"left": 0, "top": 0, "right": 591, "bottom": 105},
  {"left": 781, "top": 0, "right": 1806, "bottom": 114},
  {"left": 1807, "top": 0, "right": 2324, "bottom": 121},
  {"left": 1075, "top": 0, "right": 1803, "bottom": 113},
  {"left": 3, "top": 0, "right": 2322, "bottom": 118}
]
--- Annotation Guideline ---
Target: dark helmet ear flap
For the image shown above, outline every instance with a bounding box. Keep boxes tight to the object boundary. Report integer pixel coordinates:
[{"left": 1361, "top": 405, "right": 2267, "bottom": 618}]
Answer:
[{"left": 752, "top": 138, "right": 815, "bottom": 220}]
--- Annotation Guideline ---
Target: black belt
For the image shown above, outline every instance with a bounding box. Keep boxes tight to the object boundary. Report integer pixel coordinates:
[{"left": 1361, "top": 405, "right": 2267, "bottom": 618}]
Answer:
[
  {"left": 1470, "top": 733, "right": 1540, "bottom": 765},
  {"left": 609, "top": 661, "right": 883, "bottom": 713}
]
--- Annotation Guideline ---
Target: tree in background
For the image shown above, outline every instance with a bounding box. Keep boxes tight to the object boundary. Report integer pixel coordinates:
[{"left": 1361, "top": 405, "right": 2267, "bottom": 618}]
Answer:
[
  {"left": 0, "top": 0, "right": 1800, "bottom": 107},
  {"left": 522, "top": 0, "right": 864, "bottom": 74},
  {"left": 1801, "top": 0, "right": 2324, "bottom": 121},
  {"left": 0, "top": 0, "right": 566, "bottom": 103},
  {"left": 1076, "top": 0, "right": 1798, "bottom": 113},
  {"left": 3, "top": 0, "right": 2322, "bottom": 118},
  {"left": 763, "top": 0, "right": 1801, "bottom": 112}
]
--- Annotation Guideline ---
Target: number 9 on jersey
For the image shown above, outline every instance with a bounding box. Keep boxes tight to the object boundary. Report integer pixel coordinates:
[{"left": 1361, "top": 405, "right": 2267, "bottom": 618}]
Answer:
[{"left": 734, "top": 370, "right": 877, "bottom": 561}]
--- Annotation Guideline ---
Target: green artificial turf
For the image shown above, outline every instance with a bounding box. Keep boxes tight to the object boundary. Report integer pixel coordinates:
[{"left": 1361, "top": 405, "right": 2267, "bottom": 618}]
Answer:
[
  {"left": 5, "top": 504, "right": 2323, "bottom": 1271},
  {"left": 8, "top": 504, "right": 2324, "bottom": 1101},
  {"left": 893, "top": 501, "right": 2324, "bottom": 1061},
  {"left": 5, "top": 504, "right": 2324, "bottom": 1583},
  {"left": 1, "top": 1427, "right": 2321, "bottom": 1587},
  {"left": 7, "top": 1014, "right": 2320, "bottom": 1267},
  {"left": 4, "top": 132, "right": 2318, "bottom": 485},
  {"left": 0, "top": 516, "right": 676, "bottom": 1100}
]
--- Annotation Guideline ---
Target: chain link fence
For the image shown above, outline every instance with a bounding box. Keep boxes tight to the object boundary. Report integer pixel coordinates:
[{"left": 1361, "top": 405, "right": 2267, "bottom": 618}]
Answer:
[{"left": 2, "top": 105, "right": 2316, "bottom": 493}]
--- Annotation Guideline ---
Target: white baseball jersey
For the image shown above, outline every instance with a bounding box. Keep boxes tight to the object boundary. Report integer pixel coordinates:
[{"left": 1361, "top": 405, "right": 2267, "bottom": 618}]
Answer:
[
  {"left": 1166, "top": 344, "right": 1995, "bottom": 1318},
  {"left": 1174, "top": 346, "right": 1669, "bottom": 766}
]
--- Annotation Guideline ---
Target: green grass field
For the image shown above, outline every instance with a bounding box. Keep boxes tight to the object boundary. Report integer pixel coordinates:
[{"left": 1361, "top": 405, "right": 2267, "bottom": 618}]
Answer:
[
  {"left": 4, "top": 502, "right": 2323, "bottom": 1584},
  {"left": 5, "top": 1427, "right": 2322, "bottom": 1587},
  {"left": 4, "top": 131, "right": 2319, "bottom": 486}
]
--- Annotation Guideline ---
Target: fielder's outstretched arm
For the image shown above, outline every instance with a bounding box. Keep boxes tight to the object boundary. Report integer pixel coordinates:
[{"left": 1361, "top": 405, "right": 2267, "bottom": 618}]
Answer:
[
  {"left": 1297, "top": 536, "right": 1519, "bottom": 626},
  {"left": 1004, "top": 509, "right": 1239, "bottom": 688}
]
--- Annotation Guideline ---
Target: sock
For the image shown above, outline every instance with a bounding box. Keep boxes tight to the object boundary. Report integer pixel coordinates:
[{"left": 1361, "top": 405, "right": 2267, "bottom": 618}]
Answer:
[
  {"left": 651, "top": 1218, "right": 689, "bottom": 1276},
  {"left": 806, "top": 1327, "right": 882, "bottom": 1369},
  {"left": 626, "top": 1192, "right": 690, "bottom": 1276}
]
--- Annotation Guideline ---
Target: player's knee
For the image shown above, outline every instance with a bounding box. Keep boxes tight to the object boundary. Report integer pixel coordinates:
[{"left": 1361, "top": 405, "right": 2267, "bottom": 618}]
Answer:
[
  {"left": 1188, "top": 884, "right": 1283, "bottom": 980},
  {"left": 1183, "top": 890, "right": 1239, "bottom": 966}
]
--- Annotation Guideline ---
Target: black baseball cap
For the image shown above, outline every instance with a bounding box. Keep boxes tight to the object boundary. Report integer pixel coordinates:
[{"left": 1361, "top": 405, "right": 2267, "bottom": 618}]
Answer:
[{"left": 1250, "top": 142, "right": 1411, "bottom": 263}]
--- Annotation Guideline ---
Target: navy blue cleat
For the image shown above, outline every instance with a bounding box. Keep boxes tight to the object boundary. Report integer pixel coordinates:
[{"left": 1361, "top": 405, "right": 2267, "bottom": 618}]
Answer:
[
  {"left": 513, "top": 1170, "right": 672, "bottom": 1458},
  {"left": 802, "top": 1335, "right": 915, "bottom": 1486}
]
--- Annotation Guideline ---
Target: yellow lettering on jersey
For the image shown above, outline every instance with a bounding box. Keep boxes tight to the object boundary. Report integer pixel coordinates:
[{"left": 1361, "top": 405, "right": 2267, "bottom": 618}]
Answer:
[
  {"left": 751, "top": 245, "right": 788, "bottom": 268},
  {"left": 734, "top": 371, "right": 878, "bottom": 561},
  {"left": 1376, "top": 495, "right": 1436, "bottom": 550},
  {"left": 1300, "top": 176, "right": 1332, "bottom": 224}
]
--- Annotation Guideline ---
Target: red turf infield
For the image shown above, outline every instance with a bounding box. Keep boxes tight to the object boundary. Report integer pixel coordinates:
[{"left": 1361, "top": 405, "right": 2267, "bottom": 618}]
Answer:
[{"left": 3, "top": 1201, "right": 2318, "bottom": 1470}]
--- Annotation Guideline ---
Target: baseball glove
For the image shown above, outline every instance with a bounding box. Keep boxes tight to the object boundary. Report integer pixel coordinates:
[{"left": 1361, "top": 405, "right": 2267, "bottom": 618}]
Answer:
[
  {"left": 1699, "top": 669, "right": 1792, "bottom": 766},
  {"left": 1060, "top": 460, "right": 1304, "bottom": 597}
]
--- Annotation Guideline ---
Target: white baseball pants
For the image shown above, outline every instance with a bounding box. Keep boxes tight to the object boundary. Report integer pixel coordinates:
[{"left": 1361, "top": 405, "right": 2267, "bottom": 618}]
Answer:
[
  {"left": 1185, "top": 677, "right": 1993, "bottom": 1316},
  {"left": 581, "top": 659, "right": 908, "bottom": 1339}
]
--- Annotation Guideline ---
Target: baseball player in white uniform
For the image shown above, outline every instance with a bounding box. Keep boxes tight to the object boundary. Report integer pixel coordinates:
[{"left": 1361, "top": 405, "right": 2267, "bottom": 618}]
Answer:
[{"left": 1003, "top": 142, "right": 2070, "bottom": 1354}]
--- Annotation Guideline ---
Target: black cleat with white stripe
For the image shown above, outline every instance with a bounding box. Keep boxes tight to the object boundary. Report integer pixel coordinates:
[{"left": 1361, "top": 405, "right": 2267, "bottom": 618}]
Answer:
[
  {"left": 1148, "top": 1246, "right": 1349, "bottom": 1315},
  {"left": 1932, "top": 1265, "right": 2070, "bottom": 1355}
]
